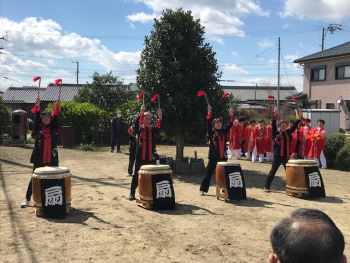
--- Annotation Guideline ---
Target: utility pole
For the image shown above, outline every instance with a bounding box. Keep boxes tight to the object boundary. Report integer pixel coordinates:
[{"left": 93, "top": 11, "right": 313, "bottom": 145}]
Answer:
[
  {"left": 72, "top": 61, "right": 79, "bottom": 84},
  {"left": 321, "top": 24, "right": 342, "bottom": 50},
  {"left": 277, "top": 37, "right": 280, "bottom": 118}
]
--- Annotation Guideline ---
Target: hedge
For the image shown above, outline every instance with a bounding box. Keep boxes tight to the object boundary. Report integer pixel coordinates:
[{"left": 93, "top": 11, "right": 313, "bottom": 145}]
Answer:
[
  {"left": 324, "top": 133, "right": 346, "bottom": 168},
  {"left": 334, "top": 141, "right": 350, "bottom": 171},
  {"left": 46, "top": 101, "right": 113, "bottom": 144}
]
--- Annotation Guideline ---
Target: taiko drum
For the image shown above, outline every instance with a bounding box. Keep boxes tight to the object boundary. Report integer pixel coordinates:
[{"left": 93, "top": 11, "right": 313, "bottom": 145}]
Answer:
[
  {"left": 215, "top": 162, "right": 241, "bottom": 187},
  {"left": 32, "top": 166, "right": 71, "bottom": 207},
  {"left": 138, "top": 164, "right": 172, "bottom": 201},
  {"left": 285, "top": 159, "right": 318, "bottom": 196}
]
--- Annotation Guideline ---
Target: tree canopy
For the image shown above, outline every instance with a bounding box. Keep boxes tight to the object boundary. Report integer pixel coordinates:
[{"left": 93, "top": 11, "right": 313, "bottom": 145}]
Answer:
[
  {"left": 136, "top": 8, "right": 228, "bottom": 160},
  {"left": 74, "top": 71, "right": 135, "bottom": 112}
]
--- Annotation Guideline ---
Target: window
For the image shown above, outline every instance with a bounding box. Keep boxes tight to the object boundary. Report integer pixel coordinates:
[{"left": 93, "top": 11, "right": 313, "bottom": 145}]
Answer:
[
  {"left": 311, "top": 67, "right": 326, "bottom": 81},
  {"left": 336, "top": 65, "right": 350, "bottom": 79},
  {"left": 326, "top": 103, "right": 334, "bottom": 109}
]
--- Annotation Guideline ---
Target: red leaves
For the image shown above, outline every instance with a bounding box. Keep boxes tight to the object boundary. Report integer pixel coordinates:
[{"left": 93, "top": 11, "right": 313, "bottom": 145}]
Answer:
[
  {"left": 198, "top": 91, "right": 206, "bottom": 97},
  {"left": 33, "top": 76, "right": 41, "bottom": 82},
  {"left": 151, "top": 94, "right": 159, "bottom": 102},
  {"left": 54, "top": 79, "right": 62, "bottom": 86},
  {"left": 137, "top": 91, "right": 144, "bottom": 100},
  {"left": 268, "top": 95, "right": 275, "bottom": 99},
  {"left": 222, "top": 93, "right": 230, "bottom": 98}
]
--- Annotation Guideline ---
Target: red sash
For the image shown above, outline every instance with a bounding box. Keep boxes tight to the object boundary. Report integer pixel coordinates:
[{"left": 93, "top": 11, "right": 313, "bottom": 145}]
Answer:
[
  {"left": 278, "top": 131, "right": 290, "bottom": 158},
  {"left": 140, "top": 125, "right": 153, "bottom": 161},
  {"left": 42, "top": 126, "right": 52, "bottom": 164}
]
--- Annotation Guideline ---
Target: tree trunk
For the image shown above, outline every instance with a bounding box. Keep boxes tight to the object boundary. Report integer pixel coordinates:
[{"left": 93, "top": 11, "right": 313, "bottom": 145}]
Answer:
[{"left": 175, "top": 129, "right": 186, "bottom": 161}]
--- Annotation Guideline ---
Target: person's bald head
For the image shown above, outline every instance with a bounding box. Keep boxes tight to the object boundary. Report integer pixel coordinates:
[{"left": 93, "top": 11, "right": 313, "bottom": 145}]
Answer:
[{"left": 269, "top": 208, "right": 346, "bottom": 263}]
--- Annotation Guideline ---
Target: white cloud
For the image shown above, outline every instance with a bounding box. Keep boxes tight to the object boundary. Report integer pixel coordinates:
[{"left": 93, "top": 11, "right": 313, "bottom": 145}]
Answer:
[
  {"left": 126, "top": 12, "right": 157, "bottom": 23},
  {"left": 282, "top": 23, "right": 289, "bottom": 28},
  {"left": 257, "top": 38, "right": 275, "bottom": 48},
  {"left": 129, "top": 23, "right": 136, "bottom": 29},
  {"left": 224, "top": 63, "right": 249, "bottom": 75},
  {"left": 231, "top": 51, "right": 238, "bottom": 56},
  {"left": 0, "top": 17, "right": 140, "bottom": 90},
  {"left": 285, "top": 54, "right": 298, "bottom": 61},
  {"left": 280, "top": 0, "right": 350, "bottom": 21},
  {"left": 127, "top": 0, "right": 270, "bottom": 43}
]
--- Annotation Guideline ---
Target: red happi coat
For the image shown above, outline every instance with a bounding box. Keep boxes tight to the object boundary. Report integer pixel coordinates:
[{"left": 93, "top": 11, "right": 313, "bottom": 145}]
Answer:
[
  {"left": 253, "top": 125, "right": 267, "bottom": 154},
  {"left": 308, "top": 127, "right": 326, "bottom": 158},
  {"left": 265, "top": 125, "right": 273, "bottom": 153},
  {"left": 244, "top": 126, "right": 255, "bottom": 153},
  {"left": 290, "top": 129, "right": 298, "bottom": 155},
  {"left": 298, "top": 125, "right": 312, "bottom": 157},
  {"left": 229, "top": 122, "right": 243, "bottom": 150}
]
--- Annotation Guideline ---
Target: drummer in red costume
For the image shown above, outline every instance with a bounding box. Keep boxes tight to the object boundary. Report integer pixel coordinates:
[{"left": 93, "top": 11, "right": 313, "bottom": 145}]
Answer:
[
  {"left": 128, "top": 104, "right": 162, "bottom": 201},
  {"left": 265, "top": 120, "right": 274, "bottom": 162},
  {"left": 244, "top": 120, "right": 256, "bottom": 161},
  {"left": 252, "top": 119, "right": 267, "bottom": 163},
  {"left": 298, "top": 118, "right": 312, "bottom": 159},
  {"left": 308, "top": 119, "right": 327, "bottom": 169},
  {"left": 199, "top": 105, "right": 233, "bottom": 196},
  {"left": 228, "top": 117, "right": 243, "bottom": 159}
]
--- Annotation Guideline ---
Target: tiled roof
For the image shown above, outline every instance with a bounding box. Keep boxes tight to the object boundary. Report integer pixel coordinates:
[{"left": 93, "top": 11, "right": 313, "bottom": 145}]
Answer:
[
  {"left": 285, "top": 92, "right": 306, "bottom": 100},
  {"left": 40, "top": 83, "right": 83, "bottom": 102},
  {"left": 222, "top": 86, "right": 297, "bottom": 102},
  {"left": 2, "top": 86, "right": 46, "bottom": 103},
  {"left": 294, "top": 41, "right": 350, "bottom": 63}
]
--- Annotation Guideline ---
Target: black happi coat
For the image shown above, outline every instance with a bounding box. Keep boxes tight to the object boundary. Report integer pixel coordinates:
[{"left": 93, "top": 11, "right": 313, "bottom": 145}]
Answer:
[
  {"left": 272, "top": 115, "right": 300, "bottom": 158},
  {"left": 134, "top": 115, "right": 161, "bottom": 161},
  {"left": 207, "top": 114, "right": 233, "bottom": 160},
  {"left": 30, "top": 111, "right": 59, "bottom": 166}
]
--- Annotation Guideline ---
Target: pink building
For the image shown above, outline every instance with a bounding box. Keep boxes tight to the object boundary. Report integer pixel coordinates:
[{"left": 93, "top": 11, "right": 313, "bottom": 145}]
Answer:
[{"left": 294, "top": 42, "right": 350, "bottom": 132}]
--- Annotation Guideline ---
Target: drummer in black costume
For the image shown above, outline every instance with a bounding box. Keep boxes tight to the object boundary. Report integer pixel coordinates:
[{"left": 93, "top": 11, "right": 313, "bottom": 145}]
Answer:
[
  {"left": 199, "top": 105, "right": 234, "bottom": 196},
  {"left": 129, "top": 104, "right": 162, "bottom": 201},
  {"left": 263, "top": 108, "right": 303, "bottom": 192},
  {"left": 21, "top": 97, "right": 60, "bottom": 208}
]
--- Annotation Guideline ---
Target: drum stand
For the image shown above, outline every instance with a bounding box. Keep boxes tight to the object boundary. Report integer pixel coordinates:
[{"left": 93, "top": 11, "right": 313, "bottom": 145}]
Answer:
[
  {"left": 286, "top": 186, "right": 309, "bottom": 198},
  {"left": 34, "top": 204, "right": 71, "bottom": 216},
  {"left": 216, "top": 186, "right": 229, "bottom": 202},
  {"left": 136, "top": 196, "right": 153, "bottom": 209}
]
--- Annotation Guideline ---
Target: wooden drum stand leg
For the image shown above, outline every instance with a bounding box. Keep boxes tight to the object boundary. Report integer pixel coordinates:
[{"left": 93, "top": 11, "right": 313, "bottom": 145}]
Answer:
[{"left": 216, "top": 186, "right": 229, "bottom": 202}]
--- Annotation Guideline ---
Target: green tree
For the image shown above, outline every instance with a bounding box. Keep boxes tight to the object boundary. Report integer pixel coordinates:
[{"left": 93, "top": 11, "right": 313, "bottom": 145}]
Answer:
[
  {"left": 0, "top": 97, "right": 11, "bottom": 141},
  {"left": 74, "top": 71, "right": 135, "bottom": 112},
  {"left": 136, "top": 8, "right": 227, "bottom": 160}
]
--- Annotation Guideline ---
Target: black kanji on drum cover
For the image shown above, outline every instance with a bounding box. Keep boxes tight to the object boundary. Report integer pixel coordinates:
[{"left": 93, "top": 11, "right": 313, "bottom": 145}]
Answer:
[
  {"left": 304, "top": 166, "right": 326, "bottom": 198},
  {"left": 224, "top": 165, "right": 246, "bottom": 200}
]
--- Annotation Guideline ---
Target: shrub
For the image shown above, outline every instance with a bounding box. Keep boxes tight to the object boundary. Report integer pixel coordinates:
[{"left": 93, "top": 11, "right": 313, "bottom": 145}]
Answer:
[
  {"left": 334, "top": 142, "right": 350, "bottom": 171},
  {"left": 76, "top": 144, "right": 99, "bottom": 151},
  {"left": 0, "top": 97, "right": 11, "bottom": 142},
  {"left": 26, "top": 137, "right": 35, "bottom": 144},
  {"left": 46, "top": 101, "right": 113, "bottom": 144},
  {"left": 324, "top": 133, "right": 346, "bottom": 168}
]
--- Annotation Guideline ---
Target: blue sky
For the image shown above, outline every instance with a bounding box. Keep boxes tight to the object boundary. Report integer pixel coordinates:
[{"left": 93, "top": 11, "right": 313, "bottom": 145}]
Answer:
[{"left": 0, "top": 0, "right": 349, "bottom": 92}]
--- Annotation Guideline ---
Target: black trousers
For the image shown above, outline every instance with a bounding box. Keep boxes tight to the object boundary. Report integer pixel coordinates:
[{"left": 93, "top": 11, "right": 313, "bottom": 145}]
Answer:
[
  {"left": 200, "top": 158, "right": 226, "bottom": 192},
  {"left": 264, "top": 156, "right": 289, "bottom": 189},
  {"left": 111, "top": 131, "right": 123, "bottom": 151},
  {"left": 130, "top": 159, "right": 155, "bottom": 195},
  {"left": 127, "top": 141, "right": 136, "bottom": 175},
  {"left": 295, "top": 140, "right": 301, "bottom": 156},
  {"left": 241, "top": 139, "right": 245, "bottom": 156}
]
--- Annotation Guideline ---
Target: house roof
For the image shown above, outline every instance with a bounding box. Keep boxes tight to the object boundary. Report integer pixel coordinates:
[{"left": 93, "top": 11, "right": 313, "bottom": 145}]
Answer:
[
  {"left": 40, "top": 83, "right": 83, "bottom": 101},
  {"left": 294, "top": 41, "right": 350, "bottom": 63},
  {"left": 222, "top": 86, "right": 298, "bottom": 102},
  {"left": 2, "top": 86, "right": 46, "bottom": 103},
  {"left": 285, "top": 92, "right": 307, "bottom": 100},
  {"left": 2, "top": 84, "right": 83, "bottom": 103}
]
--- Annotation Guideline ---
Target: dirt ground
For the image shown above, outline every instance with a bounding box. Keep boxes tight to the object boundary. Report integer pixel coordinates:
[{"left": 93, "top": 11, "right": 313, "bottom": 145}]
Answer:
[{"left": 0, "top": 144, "right": 349, "bottom": 263}]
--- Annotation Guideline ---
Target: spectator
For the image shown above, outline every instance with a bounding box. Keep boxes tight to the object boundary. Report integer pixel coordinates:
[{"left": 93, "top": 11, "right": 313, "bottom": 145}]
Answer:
[
  {"left": 269, "top": 208, "right": 347, "bottom": 263},
  {"left": 110, "top": 110, "right": 124, "bottom": 153}
]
